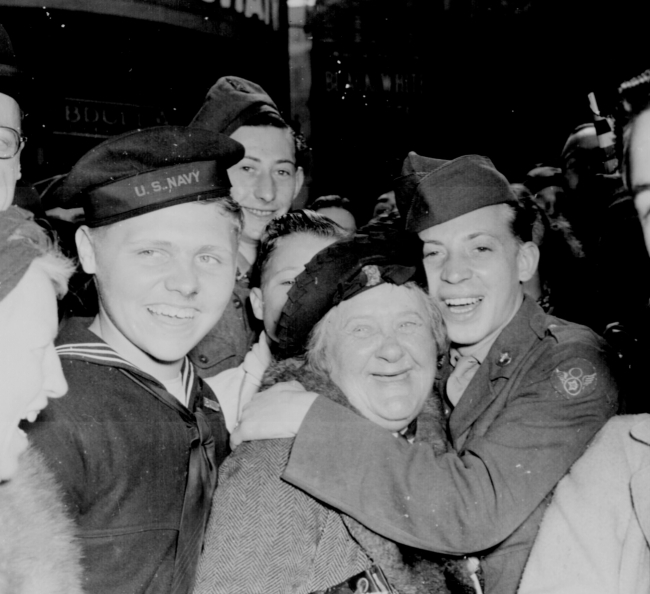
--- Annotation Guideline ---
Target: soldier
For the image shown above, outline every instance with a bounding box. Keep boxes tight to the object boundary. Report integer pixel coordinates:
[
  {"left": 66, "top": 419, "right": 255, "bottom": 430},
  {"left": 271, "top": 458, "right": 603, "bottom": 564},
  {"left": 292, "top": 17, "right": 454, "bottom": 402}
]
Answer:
[
  {"left": 232, "top": 153, "right": 619, "bottom": 594},
  {"left": 189, "top": 76, "right": 304, "bottom": 377},
  {"left": 26, "top": 126, "right": 244, "bottom": 594}
]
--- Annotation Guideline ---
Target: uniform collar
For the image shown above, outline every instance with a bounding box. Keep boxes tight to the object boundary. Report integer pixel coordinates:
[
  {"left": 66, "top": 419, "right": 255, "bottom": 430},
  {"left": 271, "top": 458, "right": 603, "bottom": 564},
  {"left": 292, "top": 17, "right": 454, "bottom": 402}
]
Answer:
[
  {"left": 56, "top": 317, "right": 195, "bottom": 405},
  {"left": 447, "top": 295, "right": 545, "bottom": 443},
  {"left": 481, "top": 294, "right": 545, "bottom": 381}
]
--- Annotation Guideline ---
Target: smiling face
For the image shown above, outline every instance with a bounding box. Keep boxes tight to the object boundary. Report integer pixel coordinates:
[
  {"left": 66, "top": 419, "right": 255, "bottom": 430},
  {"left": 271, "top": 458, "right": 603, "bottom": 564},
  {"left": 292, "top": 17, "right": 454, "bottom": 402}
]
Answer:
[
  {"left": 325, "top": 284, "right": 437, "bottom": 431},
  {"left": 0, "top": 92, "right": 23, "bottom": 211},
  {"left": 419, "top": 204, "right": 538, "bottom": 348},
  {"left": 76, "top": 201, "right": 238, "bottom": 380},
  {"left": 630, "top": 109, "right": 650, "bottom": 253},
  {"left": 0, "top": 262, "right": 68, "bottom": 481},
  {"left": 228, "top": 125, "right": 304, "bottom": 252},
  {"left": 250, "top": 232, "right": 339, "bottom": 341}
]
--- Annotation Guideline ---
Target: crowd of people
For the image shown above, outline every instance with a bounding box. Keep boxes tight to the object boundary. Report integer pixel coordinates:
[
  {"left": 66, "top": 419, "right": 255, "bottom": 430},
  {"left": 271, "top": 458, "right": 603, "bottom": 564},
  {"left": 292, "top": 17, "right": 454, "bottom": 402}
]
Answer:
[{"left": 2, "top": 21, "right": 650, "bottom": 594}]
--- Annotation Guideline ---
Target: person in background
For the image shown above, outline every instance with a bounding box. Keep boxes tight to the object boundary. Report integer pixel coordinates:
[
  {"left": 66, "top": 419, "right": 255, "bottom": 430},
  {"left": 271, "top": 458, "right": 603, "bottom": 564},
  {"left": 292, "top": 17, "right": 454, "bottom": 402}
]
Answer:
[
  {"left": 204, "top": 210, "right": 347, "bottom": 431},
  {"left": 517, "top": 69, "right": 650, "bottom": 594},
  {"left": 560, "top": 123, "right": 623, "bottom": 260},
  {"left": 0, "top": 24, "right": 25, "bottom": 212},
  {"left": 231, "top": 152, "right": 619, "bottom": 594},
  {"left": 511, "top": 184, "right": 590, "bottom": 327},
  {"left": 189, "top": 76, "right": 305, "bottom": 378},
  {"left": 523, "top": 165, "right": 564, "bottom": 218},
  {"left": 25, "top": 126, "right": 244, "bottom": 594},
  {"left": 0, "top": 206, "right": 82, "bottom": 594},
  {"left": 371, "top": 189, "right": 397, "bottom": 219},
  {"left": 308, "top": 194, "right": 357, "bottom": 233}
]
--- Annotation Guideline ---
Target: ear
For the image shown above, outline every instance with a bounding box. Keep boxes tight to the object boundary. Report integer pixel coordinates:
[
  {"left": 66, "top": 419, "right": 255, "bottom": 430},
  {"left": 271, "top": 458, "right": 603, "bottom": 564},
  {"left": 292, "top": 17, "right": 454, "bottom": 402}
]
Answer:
[
  {"left": 292, "top": 167, "right": 305, "bottom": 202},
  {"left": 249, "top": 287, "right": 264, "bottom": 321},
  {"left": 75, "top": 226, "right": 98, "bottom": 275},
  {"left": 516, "top": 241, "right": 540, "bottom": 283},
  {"left": 14, "top": 148, "right": 22, "bottom": 181}
]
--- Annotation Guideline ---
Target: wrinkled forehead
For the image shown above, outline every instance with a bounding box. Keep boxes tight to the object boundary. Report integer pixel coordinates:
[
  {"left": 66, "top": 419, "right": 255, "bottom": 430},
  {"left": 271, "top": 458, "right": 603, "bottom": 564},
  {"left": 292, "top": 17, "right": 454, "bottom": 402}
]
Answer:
[
  {"left": 418, "top": 203, "right": 515, "bottom": 243},
  {"left": 0, "top": 92, "right": 21, "bottom": 129},
  {"left": 335, "top": 283, "right": 429, "bottom": 323},
  {"left": 229, "top": 125, "right": 295, "bottom": 162}
]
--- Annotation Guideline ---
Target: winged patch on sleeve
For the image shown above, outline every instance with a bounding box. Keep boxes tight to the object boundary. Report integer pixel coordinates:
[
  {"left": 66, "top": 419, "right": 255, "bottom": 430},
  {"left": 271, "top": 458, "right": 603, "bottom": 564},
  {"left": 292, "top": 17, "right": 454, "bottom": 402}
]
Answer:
[{"left": 551, "top": 358, "right": 598, "bottom": 398}]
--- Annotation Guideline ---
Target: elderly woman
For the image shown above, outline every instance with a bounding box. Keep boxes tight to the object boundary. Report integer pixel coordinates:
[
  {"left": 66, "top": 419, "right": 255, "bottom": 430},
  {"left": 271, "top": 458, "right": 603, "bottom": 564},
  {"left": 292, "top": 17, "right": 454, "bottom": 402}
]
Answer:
[
  {"left": 194, "top": 235, "right": 480, "bottom": 594},
  {"left": 0, "top": 206, "right": 83, "bottom": 593}
]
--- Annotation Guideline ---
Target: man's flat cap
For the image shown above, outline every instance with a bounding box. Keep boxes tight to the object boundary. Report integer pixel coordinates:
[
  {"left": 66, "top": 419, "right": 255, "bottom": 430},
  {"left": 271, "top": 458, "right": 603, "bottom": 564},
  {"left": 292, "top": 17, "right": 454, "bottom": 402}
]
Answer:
[
  {"left": 54, "top": 126, "right": 244, "bottom": 227},
  {"left": 275, "top": 234, "right": 419, "bottom": 360},
  {"left": 191, "top": 75, "right": 283, "bottom": 135},
  {"left": 396, "top": 152, "right": 516, "bottom": 233}
]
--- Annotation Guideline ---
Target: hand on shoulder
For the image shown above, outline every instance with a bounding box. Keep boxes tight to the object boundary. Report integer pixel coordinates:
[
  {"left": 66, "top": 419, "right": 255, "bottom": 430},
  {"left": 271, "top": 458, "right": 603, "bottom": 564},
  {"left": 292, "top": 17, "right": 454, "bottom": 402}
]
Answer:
[{"left": 229, "top": 381, "right": 318, "bottom": 449}]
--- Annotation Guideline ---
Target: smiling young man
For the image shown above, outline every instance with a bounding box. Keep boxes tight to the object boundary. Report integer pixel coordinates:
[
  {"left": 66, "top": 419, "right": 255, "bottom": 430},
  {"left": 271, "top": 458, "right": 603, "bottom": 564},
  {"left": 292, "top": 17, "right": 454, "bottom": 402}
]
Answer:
[
  {"left": 231, "top": 153, "right": 620, "bottom": 594},
  {"left": 26, "top": 126, "right": 245, "bottom": 594},
  {"left": 189, "top": 76, "right": 304, "bottom": 378}
]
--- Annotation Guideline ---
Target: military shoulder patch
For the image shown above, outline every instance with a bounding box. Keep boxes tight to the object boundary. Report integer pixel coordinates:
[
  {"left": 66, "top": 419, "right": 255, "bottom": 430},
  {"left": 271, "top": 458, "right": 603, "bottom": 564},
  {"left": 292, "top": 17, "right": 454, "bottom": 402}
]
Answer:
[{"left": 552, "top": 358, "right": 598, "bottom": 398}]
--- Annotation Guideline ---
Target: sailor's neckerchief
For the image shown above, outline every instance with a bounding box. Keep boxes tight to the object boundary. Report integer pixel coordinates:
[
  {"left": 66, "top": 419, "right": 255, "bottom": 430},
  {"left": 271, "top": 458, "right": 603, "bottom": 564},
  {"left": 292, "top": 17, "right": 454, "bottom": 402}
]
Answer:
[
  {"left": 56, "top": 337, "right": 216, "bottom": 594},
  {"left": 56, "top": 341, "right": 196, "bottom": 409}
]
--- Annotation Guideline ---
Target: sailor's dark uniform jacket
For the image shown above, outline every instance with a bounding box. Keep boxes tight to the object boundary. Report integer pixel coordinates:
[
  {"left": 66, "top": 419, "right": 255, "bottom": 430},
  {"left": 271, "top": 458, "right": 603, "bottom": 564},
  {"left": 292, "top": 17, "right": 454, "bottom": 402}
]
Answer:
[{"left": 26, "top": 317, "right": 230, "bottom": 594}]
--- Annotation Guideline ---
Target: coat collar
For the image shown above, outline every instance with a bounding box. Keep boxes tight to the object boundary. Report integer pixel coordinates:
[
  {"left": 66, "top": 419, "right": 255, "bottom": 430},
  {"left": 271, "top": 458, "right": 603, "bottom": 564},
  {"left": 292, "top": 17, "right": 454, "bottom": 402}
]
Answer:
[
  {"left": 449, "top": 295, "right": 545, "bottom": 442},
  {"left": 629, "top": 418, "right": 650, "bottom": 547}
]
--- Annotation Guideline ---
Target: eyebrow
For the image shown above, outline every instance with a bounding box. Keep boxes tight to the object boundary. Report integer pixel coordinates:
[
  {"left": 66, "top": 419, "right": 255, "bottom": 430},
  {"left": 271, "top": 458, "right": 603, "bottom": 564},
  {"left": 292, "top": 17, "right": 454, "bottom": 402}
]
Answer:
[
  {"left": 127, "top": 239, "right": 231, "bottom": 253},
  {"left": 422, "top": 231, "right": 496, "bottom": 245},
  {"left": 270, "top": 265, "right": 303, "bottom": 276},
  {"left": 127, "top": 239, "right": 174, "bottom": 248},
  {"left": 241, "top": 154, "right": 296, "bottom": 167},
  {"left": 631, "top": 183, "right": 650, "bottom": 197}
]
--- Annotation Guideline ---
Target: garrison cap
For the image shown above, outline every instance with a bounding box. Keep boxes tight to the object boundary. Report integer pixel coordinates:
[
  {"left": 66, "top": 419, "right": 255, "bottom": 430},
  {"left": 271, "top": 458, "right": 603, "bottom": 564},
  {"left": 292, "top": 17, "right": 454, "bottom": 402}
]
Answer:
[
  {"left": 395, "top": 152, "right": 516, "bottom": 233},
  {"left": 191, "top": 75, "right": 283, "bottom": 136},
  {"left": 275, "top": 234, "right": 419, "bottom": 360},
  {"left": 54, "top": 126, "right": 244, "bottom": 228}
]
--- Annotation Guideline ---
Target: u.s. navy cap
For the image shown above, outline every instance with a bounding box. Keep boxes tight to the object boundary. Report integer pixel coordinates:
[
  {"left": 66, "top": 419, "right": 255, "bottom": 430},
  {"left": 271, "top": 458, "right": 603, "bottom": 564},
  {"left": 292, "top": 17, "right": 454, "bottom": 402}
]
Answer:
[
  {"left": 190, "top": 75, "right": 283, "bottom": 135},
  {"left": 395, "top": 152, "right": 516, "bottom": 233},
  {"left": 54, "top": 126, "right": 244, "bottom": 228}
]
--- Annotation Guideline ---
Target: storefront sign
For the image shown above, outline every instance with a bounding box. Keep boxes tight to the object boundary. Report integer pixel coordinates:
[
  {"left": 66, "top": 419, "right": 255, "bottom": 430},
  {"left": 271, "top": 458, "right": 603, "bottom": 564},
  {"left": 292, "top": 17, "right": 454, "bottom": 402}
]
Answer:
[{"left": 55, "top": 99, "right": 170, "bottom": 138}]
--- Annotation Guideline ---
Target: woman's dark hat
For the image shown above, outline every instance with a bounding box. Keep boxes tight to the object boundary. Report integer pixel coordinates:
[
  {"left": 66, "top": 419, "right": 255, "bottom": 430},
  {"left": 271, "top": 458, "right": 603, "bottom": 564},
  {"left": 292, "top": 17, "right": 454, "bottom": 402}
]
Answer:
[
  {"left": 395, "top": 152, "right": 516, "bottom": 233},
  {"left": 191, "top": 75, "right": 283, "bottom": 136},
  {"left": 53, "top": 126, "right": 244, "bottom": 228},
  {"left": 275, "top": 234, "right": 421, "bottom": 360}
]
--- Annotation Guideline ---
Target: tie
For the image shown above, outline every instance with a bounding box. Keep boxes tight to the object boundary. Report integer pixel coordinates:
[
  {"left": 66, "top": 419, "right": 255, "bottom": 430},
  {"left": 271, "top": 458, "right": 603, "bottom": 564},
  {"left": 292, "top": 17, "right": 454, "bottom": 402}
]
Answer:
[
  {"left": 446, "top": 354, "right": 480, "bottom": 406},
  {"left": 119, "top": 369, "right": 217, "bottom": 594}
]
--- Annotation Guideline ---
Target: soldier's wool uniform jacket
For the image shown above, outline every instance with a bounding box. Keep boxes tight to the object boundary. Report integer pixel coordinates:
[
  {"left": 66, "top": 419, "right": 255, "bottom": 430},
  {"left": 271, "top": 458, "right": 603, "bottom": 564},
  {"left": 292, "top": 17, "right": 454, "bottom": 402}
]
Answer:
[
  {"left": 190, "top": 272, "right": 257, "bottom": 379},
  {"left": 282, "top": 296, "right": 619, "bottom": 594},
  {"left": 26, "top": 318, "right": 230, "bottom": 594}
]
